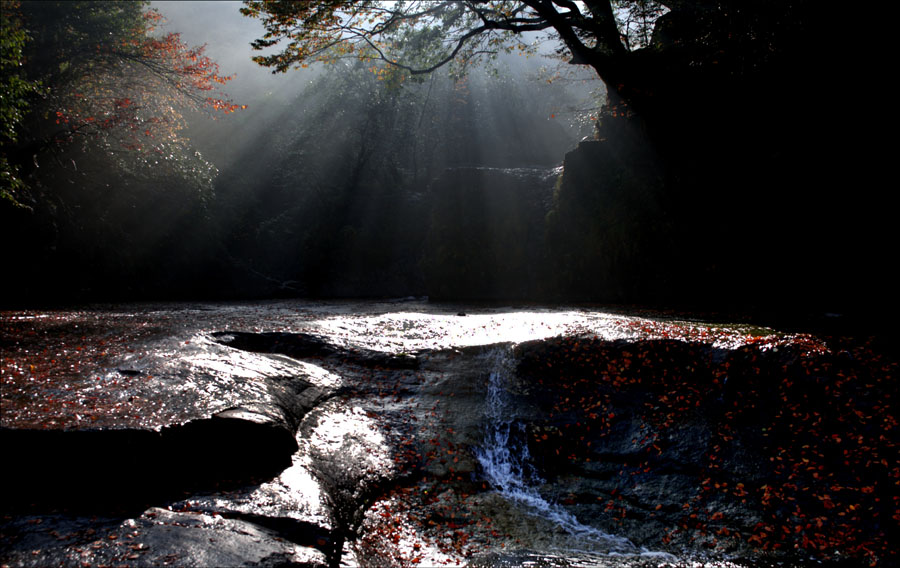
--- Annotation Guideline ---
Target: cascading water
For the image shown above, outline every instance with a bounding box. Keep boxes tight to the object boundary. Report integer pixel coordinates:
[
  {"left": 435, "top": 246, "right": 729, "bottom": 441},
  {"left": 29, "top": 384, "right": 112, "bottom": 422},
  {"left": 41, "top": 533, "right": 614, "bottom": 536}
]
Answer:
[
  {"left": 474, "top": 346, "right": 640, "bottom": 554},
  {"left": 474, "top": 347, "right": 541, "bottom": 500}
]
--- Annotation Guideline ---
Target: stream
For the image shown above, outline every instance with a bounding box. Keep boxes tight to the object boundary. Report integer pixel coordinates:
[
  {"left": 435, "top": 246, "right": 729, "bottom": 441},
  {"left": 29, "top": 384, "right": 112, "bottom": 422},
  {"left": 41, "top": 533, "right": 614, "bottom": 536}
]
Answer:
[{"left": 1, "top": 299, "right": 895, "bottom": 567}]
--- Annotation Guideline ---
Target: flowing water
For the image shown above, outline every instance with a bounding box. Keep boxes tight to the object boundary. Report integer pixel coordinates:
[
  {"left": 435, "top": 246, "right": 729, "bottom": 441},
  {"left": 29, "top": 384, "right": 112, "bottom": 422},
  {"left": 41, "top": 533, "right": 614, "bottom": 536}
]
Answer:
[
  {"left": 474, "top": 346, "right": 680, "bottom": 564},
  {"left": 2, "top": 299, "right": 817, "bottom": 567}
]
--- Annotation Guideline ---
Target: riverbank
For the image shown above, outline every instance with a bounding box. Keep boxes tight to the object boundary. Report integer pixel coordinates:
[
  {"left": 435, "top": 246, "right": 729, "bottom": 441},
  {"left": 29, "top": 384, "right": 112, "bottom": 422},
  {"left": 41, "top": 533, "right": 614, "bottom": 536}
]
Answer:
[{"left": 2, "top": 300, "right": 896, "bottom": 566}]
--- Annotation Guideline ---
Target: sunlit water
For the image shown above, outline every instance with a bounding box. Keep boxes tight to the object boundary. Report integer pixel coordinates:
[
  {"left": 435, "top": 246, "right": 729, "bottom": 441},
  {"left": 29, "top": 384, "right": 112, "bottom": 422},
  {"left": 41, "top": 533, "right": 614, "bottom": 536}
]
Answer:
[
  {"left": 1, "top": 300, "right": 793, "bottom": 567},
  {"left": 474, "top": 347, "right": 678, "bottom": 563},
  {"left": 308, "top": 304, "right": 773, "bottom": 354}
]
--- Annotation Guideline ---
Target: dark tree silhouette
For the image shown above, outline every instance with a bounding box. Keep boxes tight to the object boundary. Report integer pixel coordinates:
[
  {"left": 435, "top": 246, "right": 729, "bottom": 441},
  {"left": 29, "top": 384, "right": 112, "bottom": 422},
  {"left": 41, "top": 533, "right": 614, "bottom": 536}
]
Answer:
[{"left": 241, "top": 1, "right": 826, "bottom": 131}]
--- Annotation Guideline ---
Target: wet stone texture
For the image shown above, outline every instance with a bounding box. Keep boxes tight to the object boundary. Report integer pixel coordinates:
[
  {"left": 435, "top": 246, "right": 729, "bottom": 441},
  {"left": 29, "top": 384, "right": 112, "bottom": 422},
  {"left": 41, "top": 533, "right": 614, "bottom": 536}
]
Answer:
[
  {"left": 1, "top": 301, "right": 897, "bottom": 567},
  {"left": 0, "top": 508, "right": 327, "bottom": 568}
]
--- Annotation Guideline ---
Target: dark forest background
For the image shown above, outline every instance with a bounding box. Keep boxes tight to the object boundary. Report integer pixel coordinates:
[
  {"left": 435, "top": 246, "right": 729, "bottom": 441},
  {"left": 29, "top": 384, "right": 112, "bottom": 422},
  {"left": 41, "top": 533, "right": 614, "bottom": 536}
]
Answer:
[{"left": 1, "top": 1, "right": 892, "bottom": 326}]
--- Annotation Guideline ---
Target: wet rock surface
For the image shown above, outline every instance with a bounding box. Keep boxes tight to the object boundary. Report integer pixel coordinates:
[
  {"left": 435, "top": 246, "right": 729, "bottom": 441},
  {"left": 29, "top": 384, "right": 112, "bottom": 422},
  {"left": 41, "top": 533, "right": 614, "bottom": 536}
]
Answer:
[
  {"left": 1, "top": 301, "right": 896, "bottom": 567},
  {"left": 0, "top": 508, "right": 327, "bottom": 568}
]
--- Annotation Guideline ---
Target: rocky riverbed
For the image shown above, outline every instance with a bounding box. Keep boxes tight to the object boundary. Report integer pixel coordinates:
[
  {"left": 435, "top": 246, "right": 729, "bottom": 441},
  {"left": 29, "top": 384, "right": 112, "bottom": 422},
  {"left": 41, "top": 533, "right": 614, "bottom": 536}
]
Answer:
[{"left": 1, "top": 300, "right": 896, "bottom": 567}]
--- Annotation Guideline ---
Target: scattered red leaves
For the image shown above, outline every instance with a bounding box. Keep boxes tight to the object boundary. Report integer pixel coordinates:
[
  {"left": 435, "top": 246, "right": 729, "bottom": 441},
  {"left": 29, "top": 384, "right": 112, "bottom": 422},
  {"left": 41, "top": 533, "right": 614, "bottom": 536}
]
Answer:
[
  {"left": 520, "top": 326, "right": 898, "bottom": 566},
  {"left": 0, "top": 311, "right": 162, "bottom": 429}
]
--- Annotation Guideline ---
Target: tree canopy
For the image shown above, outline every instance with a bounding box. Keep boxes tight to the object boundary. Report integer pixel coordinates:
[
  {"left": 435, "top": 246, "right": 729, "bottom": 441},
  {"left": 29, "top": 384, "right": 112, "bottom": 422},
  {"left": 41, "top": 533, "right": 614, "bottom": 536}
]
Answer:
[
  {"left": 0, "top": 0, "right": 245, "bottom": 207},
  {"left": 0, "top": 1, "right": 44, "bottom": 204},
  {"left": 240, "top": 0, "right": 815, "bottom": 118},
  {"left": 0, "top": 0, "right": 251, "bottom": 302},
  {"left": 239, "top": 0, "right": 661, "bottom": 77}
]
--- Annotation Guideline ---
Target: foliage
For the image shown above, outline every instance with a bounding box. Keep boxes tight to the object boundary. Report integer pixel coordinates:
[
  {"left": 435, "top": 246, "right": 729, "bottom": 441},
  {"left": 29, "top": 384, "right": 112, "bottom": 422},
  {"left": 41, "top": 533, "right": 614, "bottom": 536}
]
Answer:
[
  {"left": 239, "top": 0, "right": 826, "bottom": 141},
  {"left": 237, "top": 1, "right": 690, "bottom": 97},
  {"left": 0, "top": 1, "right": 246, "bottom": 302},
  {"left": 14, "top": 1, "right": 242, "bottom": 187},
  {"left": 0, "top": 1, "right": 43, "bottom": 206},
  {"left": 611, "top": 0, "right": 666, "bottom": 50},
  {"left": 240, "top": 0, "right": 543, "bottom": 81}
]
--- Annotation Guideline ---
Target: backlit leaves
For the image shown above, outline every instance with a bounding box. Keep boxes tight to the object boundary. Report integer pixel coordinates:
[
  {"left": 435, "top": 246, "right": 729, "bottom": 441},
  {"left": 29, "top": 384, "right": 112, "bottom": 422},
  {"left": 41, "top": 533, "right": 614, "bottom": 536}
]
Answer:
[
  {"left": 15, "top": 1, "right": 243, "bottom": 191},
  {"left": 241, "top": 0, "right": 542, "bottom": 82}
]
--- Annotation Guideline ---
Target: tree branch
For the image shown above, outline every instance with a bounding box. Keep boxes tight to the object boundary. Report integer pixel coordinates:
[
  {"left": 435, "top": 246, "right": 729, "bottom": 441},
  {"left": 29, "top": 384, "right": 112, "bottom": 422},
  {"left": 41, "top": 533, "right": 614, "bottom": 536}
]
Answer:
[{"left": 361, "top": 23, "right": 492, "bottom": 75}]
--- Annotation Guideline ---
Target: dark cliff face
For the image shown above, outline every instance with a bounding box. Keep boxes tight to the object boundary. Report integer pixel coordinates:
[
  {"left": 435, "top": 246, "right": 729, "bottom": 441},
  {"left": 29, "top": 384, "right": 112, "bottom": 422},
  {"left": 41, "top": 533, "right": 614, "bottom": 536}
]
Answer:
[
  {"left": 423, "top": 166, "right": 558, "bottom": 301},
  {"left": 509, "top": 333, "right": 898, "bottom": 565},
  {"left": 448, "top": 110, "right": 893, "bottom": 324},
  {"left": 544, "top": 136, "right": 670, "bottom": 304}
]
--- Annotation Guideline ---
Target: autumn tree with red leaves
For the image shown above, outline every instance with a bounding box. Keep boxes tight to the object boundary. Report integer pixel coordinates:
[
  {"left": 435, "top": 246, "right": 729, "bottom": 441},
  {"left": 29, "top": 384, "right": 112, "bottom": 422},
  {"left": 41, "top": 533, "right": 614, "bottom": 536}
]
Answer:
[
  {"left": 0, "top": 1, "right": 250, "bottom": 303},
  {"left": 2, "top": 0, "right": 244, "bottom": 206}
]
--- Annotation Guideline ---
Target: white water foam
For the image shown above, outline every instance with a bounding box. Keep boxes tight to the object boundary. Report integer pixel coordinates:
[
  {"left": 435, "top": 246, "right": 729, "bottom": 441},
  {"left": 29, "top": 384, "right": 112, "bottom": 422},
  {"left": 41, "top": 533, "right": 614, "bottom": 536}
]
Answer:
[{"left": 474, "top": 347, "right": 639, "bottom": 554}]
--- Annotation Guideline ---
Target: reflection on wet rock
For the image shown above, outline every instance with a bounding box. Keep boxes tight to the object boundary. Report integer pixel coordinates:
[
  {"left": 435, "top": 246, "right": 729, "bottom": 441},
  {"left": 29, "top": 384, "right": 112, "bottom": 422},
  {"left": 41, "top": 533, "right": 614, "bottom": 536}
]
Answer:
[{"left": 1, "top": 301, "right": 895, "bottom": 568}]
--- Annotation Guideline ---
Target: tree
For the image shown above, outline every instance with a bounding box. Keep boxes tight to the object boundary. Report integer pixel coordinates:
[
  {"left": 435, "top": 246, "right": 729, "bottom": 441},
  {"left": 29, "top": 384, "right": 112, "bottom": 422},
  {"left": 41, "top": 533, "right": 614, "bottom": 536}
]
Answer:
[
  {"left": 239, "top": 0, "right": 819, "bottom": 129},
  {"left": 239, "top": 0, "right": 884, "bottom": 315},
  {"left": 4, "top": 0, "right": 245, "bottom": 201},
  {"left": 0, "top": 1, "right": 43, "bottom": 205},
  {"left": 1, "top": 1, "right": 248, "bottom": 302}
]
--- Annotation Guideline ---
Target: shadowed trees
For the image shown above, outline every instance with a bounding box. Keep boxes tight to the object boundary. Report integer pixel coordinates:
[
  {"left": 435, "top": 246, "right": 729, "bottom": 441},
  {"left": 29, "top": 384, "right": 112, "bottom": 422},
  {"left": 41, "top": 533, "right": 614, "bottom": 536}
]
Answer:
[
  {"left": 210, "top": 55, "right": 587, "bottom": 298},
  {"left": 3, "top": 1, "right": 243, "bottom": 205},
  {"left": 241, "top": 0, "right": 887, "bottom": 317},
  {"left": 0, "top": 1, "right": 244, "bottom": 302},
  {"left": 238, "top": 1, "right": 826, "bottom": 139}
]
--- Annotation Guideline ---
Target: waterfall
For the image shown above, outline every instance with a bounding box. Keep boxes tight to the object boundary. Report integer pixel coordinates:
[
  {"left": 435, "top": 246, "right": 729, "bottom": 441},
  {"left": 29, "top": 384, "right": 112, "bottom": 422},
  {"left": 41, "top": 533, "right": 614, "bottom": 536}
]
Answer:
[
  {"left": 475, "top": 348, "right": 540, "bottom": 499},
  {"left": 474, "top": 346, "right": 639, "bottom": 553}
]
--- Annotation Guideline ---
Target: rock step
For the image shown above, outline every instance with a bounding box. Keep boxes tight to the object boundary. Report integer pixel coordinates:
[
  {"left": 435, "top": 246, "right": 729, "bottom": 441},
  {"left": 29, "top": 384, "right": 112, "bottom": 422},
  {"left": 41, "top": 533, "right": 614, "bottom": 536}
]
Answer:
[{"left": 0, "top": 413, "right": 297, "bottom": 513}]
